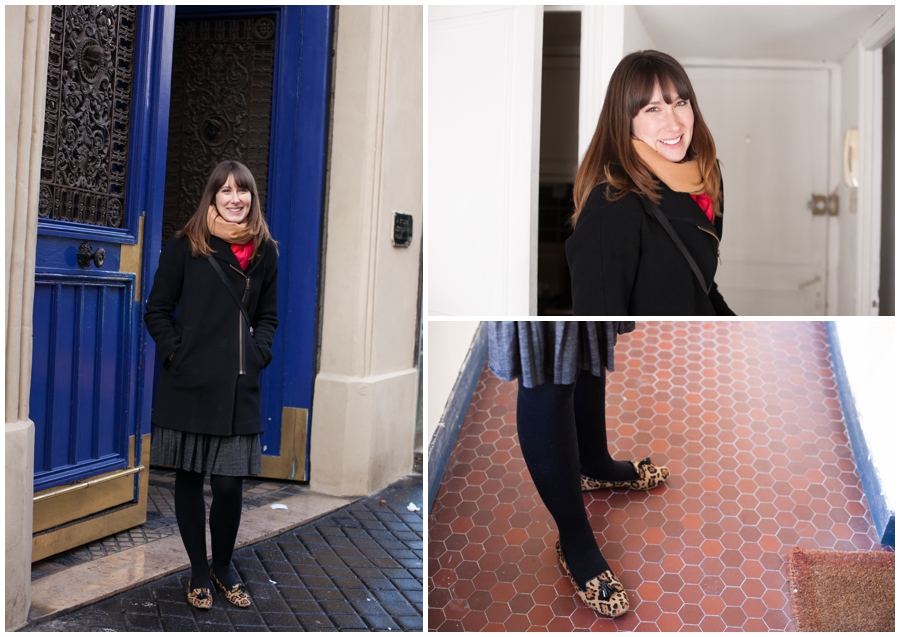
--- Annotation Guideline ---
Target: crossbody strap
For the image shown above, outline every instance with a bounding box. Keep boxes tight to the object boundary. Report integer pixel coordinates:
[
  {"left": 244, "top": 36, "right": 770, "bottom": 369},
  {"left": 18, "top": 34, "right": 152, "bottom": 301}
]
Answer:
[
  {"left": 639, "top": 196, "right": 710, "bottom": 294},
  {"left": 207, "top": 255, "right": 253, "bottom": 331}
]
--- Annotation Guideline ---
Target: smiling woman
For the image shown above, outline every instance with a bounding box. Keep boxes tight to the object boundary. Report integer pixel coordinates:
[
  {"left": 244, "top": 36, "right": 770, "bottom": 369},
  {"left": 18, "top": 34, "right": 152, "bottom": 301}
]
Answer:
[
  {"left": 145, "top": 160, "right": 279, "bottom": 611},
  {"left": 566, "top": 50, "right": 733, "bottom": 316}
]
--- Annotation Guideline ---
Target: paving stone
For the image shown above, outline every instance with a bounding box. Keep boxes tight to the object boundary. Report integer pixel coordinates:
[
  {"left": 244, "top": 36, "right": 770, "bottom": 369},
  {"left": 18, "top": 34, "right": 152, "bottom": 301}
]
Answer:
[
  {"left": 362, "top": 613, "right": 401, "bottom": 631},
  {"left": 332, "top": 613, "right": 369, "bottom": 629},
  {"left": 22, "top": 475, "right": 422, "bottom": 632}
]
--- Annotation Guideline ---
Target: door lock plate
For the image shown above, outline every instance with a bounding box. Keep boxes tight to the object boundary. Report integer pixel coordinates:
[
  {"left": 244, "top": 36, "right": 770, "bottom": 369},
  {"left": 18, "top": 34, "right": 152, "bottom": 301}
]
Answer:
[{"left": 810, "top": 194, "right": 838, "bottom": 216}]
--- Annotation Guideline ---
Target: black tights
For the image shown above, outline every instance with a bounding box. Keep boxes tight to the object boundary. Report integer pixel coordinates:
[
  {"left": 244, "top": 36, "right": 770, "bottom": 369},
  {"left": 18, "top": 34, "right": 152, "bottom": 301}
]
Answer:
[
  {"left": 174, "top": 469, "right": 244, "bottom": 590},
  {"left": 515, "top": 369, "right": 637, "bottom": 588}
]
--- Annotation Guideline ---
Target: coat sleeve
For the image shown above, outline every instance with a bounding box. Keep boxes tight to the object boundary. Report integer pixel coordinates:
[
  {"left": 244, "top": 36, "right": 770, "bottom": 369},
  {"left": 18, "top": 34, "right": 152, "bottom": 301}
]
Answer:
[
  {"left": 566, "top": 192, "right": 643, "bottom": 315},
  {"left": 144, "top": 239, "right": 186, "bottom": 364},
  {"left": 250, "top": 244, "right": 279, "bottom": 367}
]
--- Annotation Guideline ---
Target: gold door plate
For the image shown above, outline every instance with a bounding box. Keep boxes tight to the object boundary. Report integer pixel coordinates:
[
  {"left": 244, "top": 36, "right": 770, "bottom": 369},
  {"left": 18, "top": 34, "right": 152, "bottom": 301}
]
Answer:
[
  {"left": 119, "top": 214, "right": 145, "bottom": 301},
  {"left": 259, "top": 407, "right": 309, "bottom": 481},
  {"left": 32, "top": 433, "right": 151, "bottom": 562}
]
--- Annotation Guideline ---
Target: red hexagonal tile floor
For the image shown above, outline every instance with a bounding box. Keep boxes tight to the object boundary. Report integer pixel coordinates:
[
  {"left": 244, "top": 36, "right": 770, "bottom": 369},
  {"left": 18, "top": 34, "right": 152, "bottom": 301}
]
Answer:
[{"left": 428, "top": 321, "right": 893, "bottom": 631}]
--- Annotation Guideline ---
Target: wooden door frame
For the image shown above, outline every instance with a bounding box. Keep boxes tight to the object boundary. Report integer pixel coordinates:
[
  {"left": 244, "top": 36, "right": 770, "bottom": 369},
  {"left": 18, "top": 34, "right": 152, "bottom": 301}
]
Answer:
[{"left": 858, "top": 8, "right": 894, "bottom": 315}]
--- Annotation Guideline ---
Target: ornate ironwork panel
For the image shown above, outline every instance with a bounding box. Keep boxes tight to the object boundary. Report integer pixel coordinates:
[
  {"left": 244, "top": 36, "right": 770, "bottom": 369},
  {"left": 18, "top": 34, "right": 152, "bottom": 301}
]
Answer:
[
  {"left": 162, "top": 15, "right": 276, "bottom": 241},
  {"left": 40, "top": 6, "right": 137, "bottom": 228}
]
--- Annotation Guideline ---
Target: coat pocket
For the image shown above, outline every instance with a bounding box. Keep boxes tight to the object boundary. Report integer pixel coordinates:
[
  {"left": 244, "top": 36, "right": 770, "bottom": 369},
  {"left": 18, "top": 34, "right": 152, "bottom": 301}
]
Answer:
[
  {"left": 169, "top": 325, "right": 193, "bottom": 372},
  {"left": 249, "top": 335, "right": 273, "bottom": 369}
]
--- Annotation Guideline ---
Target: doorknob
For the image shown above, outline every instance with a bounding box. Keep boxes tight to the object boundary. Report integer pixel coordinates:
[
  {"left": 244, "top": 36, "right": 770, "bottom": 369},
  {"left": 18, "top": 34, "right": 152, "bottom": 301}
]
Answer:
[{"left": 77, "top": 241, "right": 106, "bottom": 269}]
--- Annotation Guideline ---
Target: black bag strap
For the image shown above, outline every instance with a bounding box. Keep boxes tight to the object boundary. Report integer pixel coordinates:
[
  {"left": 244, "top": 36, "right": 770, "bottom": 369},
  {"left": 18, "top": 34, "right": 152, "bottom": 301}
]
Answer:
[
  {"left": 207, "top": 256, "right": 253, "bottom": 331},
  {"left": 639, "top": 196, "right": 710, "bottom": 294}
]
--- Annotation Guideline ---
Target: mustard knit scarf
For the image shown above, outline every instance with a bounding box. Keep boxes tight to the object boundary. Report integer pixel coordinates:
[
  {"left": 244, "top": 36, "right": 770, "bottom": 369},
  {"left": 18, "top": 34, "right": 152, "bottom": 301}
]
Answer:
[
  {"left": 206, "top": 204, "right": 254, "bottom": 245},
  {"left": 631, "top": 138, "right": 704, "bottom": 194}
]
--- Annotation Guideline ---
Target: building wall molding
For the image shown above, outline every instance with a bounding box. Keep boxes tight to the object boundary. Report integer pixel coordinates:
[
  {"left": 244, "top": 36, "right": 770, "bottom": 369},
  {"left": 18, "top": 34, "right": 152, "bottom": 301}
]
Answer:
[
  {"left": 5, "top": 5, "right": 50, "bottom": 629},
  {"left": 311, "top": 6, "right": 423, "bottom": 496}
]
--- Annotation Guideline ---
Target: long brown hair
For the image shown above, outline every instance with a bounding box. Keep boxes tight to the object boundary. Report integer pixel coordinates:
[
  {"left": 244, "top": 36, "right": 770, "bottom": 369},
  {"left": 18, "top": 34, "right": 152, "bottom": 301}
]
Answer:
[
  {"left": 571, "top": 50, "right": 720, "bottom": 226},
  {"left": 178, "top": 160, "right": 277, "bottom": 262}
]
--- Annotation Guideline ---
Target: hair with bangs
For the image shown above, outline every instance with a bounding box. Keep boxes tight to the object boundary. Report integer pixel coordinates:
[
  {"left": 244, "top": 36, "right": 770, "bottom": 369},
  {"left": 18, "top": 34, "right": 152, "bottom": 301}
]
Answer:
[
  {"left": 178, "top": 160, "right": 277, "bottom": 262},
  {"left": 571, "top": 50, "right": 721, "bottom": 226}
]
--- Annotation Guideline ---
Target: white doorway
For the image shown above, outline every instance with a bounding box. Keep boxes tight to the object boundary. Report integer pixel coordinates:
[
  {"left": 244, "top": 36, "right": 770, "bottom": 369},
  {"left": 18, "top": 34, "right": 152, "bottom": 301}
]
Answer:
[{"left": 686, "top": 65, "right": 832, "bottom": 315}]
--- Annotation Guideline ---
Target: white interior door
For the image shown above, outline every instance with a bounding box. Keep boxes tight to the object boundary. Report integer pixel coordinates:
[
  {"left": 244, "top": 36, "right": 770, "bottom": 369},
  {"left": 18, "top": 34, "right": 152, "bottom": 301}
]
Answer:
[
  {"left": 685, "top": 66, "right": 831, "bottom": 315},
  {"left": 428, "top": 6, "right": 543, "bottom": 316}
]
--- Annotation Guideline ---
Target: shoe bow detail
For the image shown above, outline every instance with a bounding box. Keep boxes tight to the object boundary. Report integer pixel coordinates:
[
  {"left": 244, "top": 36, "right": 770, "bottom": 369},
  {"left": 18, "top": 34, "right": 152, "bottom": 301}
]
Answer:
[{"left": 597, "top": 579, "right": 615, "bottom": 601}]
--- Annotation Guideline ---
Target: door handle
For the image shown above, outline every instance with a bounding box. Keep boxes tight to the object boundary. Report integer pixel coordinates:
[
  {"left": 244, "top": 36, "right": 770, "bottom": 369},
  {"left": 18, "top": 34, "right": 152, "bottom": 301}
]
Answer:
[{"left": 77, "top": 241, "right": 106, "bottom": 269}]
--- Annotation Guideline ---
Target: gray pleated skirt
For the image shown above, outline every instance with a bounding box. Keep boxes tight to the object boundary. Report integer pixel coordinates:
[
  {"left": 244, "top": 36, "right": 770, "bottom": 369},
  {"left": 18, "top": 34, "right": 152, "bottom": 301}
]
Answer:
[
  {"left": 487, "top": 321, "right": 635, "bottom": 388},
  {"left": 151, "top": 426, "right": 261, "bottom": 476}
]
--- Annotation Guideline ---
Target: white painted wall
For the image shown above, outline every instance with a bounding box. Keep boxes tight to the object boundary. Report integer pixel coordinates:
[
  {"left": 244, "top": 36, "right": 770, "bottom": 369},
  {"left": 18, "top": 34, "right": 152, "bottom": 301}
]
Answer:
[
  {"left": 838, "top": 45, "right": 860, "bottom": 316},
  {"left": 623, "top": 5, "right": 656, "bottom": 54},
  {"left": 833, "top": 321, "right": 896, "bottom": 515},
  {"left": 427, "top": 322, "right": 480, "bottom": 442},
  {"left": 429, "top": 6, "right": 542, "bottom": 316}
]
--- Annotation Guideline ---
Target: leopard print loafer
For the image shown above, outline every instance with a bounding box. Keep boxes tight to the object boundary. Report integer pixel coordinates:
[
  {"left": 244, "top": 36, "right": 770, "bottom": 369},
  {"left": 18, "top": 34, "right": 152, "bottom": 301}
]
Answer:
[
  {"left": 187, "top": 580, "right": 213, "bottom": 610},
  {"left": 581, "top": 457, "right": 670, "bottom": 492},
  {"left": 210, "top": 568, "right": 251, "bottom": 608},
  {"left": 555, "top": 538, "right": 629, "bottom": 618}
]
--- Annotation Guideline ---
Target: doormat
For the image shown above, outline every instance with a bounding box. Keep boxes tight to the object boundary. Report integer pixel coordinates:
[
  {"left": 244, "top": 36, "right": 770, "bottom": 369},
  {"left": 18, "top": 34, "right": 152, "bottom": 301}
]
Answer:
[{"left": 788, "top": 547, "right": 894, "bottom": 632}]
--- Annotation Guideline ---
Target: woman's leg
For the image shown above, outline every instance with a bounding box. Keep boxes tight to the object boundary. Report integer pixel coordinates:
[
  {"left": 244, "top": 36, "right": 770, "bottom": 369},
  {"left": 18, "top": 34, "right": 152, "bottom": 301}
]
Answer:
[
  {"left": 574, "top": 369, "right": 639, "bottom": 482},
  {"left": 516, "top": 379, "right": 610, "bottom": 588},
  {"left": 175, "top": 469, "right": 212, "bottom": 590},
  {"left": 209, "top": 474, "right": 244, "bottom": 588}
]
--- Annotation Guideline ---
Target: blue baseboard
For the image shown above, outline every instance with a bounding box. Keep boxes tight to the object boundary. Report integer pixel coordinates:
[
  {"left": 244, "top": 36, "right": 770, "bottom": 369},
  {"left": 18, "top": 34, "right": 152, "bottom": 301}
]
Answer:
[
  {"left": 428, "top": 323, "right": 488, "bottom": 514},
  {"left": 826, "top": 322, "right": 894, "bottom": 546}
]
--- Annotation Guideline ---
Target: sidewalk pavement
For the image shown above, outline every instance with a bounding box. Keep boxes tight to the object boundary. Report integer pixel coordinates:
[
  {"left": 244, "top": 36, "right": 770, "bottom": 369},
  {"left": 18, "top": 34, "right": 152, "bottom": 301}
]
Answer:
[{"left": 22, "top": 475, "right": 422, "bottom": 632}]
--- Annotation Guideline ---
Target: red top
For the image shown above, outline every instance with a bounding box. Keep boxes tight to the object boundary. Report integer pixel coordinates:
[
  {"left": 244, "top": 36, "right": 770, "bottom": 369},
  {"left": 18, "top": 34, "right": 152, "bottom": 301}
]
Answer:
[
  {"left": 690, "top": 193, "right": 714, "bottom": 223},
  {"left": 230, "top": 241, "right": 253, "bottom": 270}
]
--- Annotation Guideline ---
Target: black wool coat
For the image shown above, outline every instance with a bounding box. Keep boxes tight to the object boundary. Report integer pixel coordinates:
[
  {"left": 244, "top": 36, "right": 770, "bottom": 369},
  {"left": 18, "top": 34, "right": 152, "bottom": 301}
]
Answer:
[
  {"left": 566, "top": 181, "right": 734, "bottom": 316},
  {"left": 145, "top": 235, "right": 278, "bottom": 436}
]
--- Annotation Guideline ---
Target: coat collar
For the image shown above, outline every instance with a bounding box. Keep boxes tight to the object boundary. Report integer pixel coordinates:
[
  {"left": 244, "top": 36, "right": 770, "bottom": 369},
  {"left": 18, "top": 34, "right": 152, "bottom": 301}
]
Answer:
[
  {"left": 209, "top": 235, "right": 264, "bottom": 275},
  {"left": 657, "top": 182, "right": 718, "bottom": 234}
]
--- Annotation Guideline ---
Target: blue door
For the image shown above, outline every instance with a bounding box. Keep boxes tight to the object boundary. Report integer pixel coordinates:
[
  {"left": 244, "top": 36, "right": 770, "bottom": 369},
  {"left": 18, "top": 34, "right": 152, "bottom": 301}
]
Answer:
[
  {"left": 30, "top": 6, "right": 175, "bottom": 561},
  {"left": 156, "top": 6, "right": 331, "bottom": 481}
]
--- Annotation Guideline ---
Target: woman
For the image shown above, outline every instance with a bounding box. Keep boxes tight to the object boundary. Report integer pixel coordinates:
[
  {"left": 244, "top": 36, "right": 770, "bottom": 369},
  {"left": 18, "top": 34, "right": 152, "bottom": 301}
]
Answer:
[
  {"left": 488, "top": 322, "right": 669, "bottom": 618},
  {"left": 145, "top": 160, "right": 278, "bottom": 610},
  {"left": 566, "top": 50, "right": 734, "bottom": 315}
]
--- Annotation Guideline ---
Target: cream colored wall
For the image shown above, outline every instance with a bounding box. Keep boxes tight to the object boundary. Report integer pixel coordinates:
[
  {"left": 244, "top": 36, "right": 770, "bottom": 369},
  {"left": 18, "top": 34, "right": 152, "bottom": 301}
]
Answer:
[
  {"left": 5, "top": 5, "right": 49, "bottom": 630},
  {"left": 427, "top": 322, "right": 480, "bottom": 442},
  {"left": 311, "top": 5, "right": 423, "bottom": 497}
]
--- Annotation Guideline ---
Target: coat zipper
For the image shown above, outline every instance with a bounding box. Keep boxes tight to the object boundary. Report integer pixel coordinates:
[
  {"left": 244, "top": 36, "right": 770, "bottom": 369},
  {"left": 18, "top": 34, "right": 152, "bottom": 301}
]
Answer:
[
  {"left": 230, "top": 265, "right": 251, "bottom": 375},
  {"left": 697, "top": 226, "right": 722, "bottom": 264}
]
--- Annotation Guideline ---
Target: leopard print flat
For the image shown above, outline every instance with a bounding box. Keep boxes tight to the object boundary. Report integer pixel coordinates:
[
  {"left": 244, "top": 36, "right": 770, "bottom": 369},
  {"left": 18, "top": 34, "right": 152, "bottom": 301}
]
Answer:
[
  {"left": 210, "top": 567, "right": 251, "bottom": 608},
  {"left": 555, "top": 538, "right": 629, "bottom": 618},
  {"left": 186, "top": 580, "right": 213, "bottom": 610},
  {"left": 581, "top": 457, "right": 670, "bottom": 492}
]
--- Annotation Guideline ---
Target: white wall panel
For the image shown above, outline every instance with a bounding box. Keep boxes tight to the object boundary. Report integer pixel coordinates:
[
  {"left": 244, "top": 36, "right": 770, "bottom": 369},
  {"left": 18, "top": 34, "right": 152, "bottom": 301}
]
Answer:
[{"left": 429, "top": 6, "right": 542, "bottom": 315}]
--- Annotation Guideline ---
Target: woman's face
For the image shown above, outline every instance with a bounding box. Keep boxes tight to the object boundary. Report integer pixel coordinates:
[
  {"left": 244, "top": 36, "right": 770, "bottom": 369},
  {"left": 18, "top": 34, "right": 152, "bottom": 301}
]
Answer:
[
  {"left": 631, "top": 81, "right": 694, "bottom": 163},
  {"left": 215, "top": 173, "right": 251, "bottom": 223}
]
